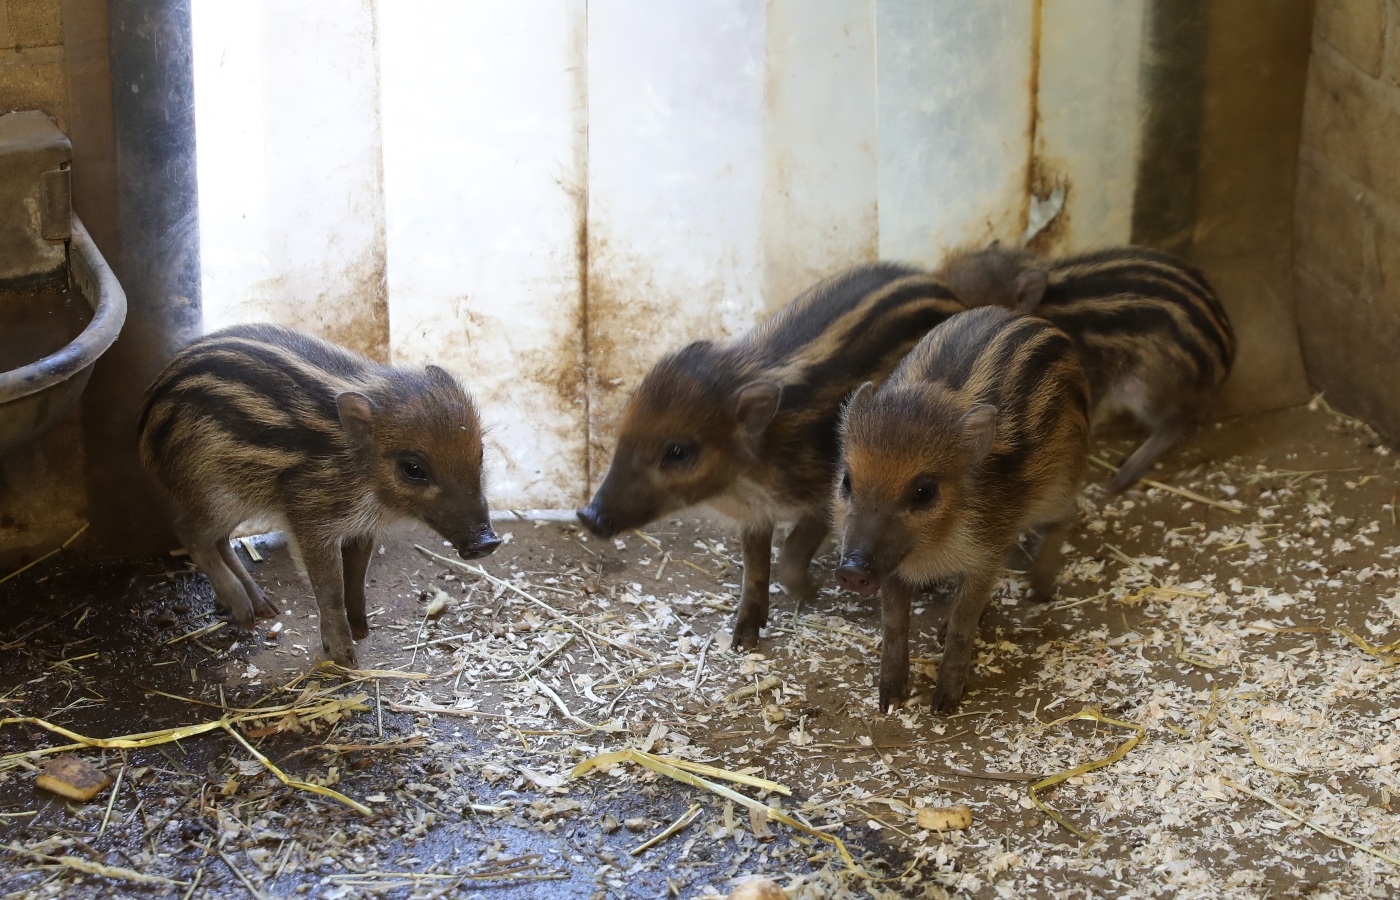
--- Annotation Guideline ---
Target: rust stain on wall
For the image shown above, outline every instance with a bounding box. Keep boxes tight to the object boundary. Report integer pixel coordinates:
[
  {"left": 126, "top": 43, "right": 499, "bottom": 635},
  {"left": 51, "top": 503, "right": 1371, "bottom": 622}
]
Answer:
[
  {"left": 572, "top": 0, "right": 591, "bottom": 500},
  {"left": 1024, "top": 156, "right": 1072, "bottom": 255},
  {"left": 584, "top": 234, "right": 735, "bottom": 491},
  {"left": 1019, "top": 0, "right": 1045, "bottom": 243},
  {"left": 248, "top": 242, "right": 390, "bottom": 363}
]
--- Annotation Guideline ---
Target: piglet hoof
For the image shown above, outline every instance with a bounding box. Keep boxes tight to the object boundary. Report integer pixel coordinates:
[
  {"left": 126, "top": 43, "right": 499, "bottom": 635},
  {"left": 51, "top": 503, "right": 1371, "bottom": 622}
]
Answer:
[
  {"left": 249, "top": 587, "right": 279, "bottom": 619},
  {"left": 220, "top": 593, "right": 257, "bottom": 630},
  {"left": 878, "top": 678, "right": 908, "bottom": 715},
  {"left": 324, "top": 642, "right": 357, "bottom": 669},
  {"left": 350, "top": 619, "right": 370, "bottom": 641},
  {"left": 1107, "top": 470, "right": 1138, "bottom": 494},
  {"left": 730, "top": 618, "right": 763, "bottom": 652},
  {"left": 931, "top": 677, "right": 965, "bottom": 715}
]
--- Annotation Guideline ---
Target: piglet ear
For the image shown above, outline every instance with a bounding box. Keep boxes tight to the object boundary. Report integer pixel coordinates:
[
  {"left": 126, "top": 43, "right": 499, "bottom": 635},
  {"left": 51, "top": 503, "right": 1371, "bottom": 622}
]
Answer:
[
  {"left": 1014, "top": 269, "right": 1049, "bottom": 313},
  {"left": 844, "top": 381, "right": 875, "bottom": 416},
  {"left": 734, "top": 381, "right": 782, "bottom": 440},
  {"left": 425, "top": 364, "right": 458, "bottom": 389},
  {"left": 958, "top": 403, "right": 997, "bottom": 466},
  {"left": 336, "top": 391, "right": 375, "bottom": 449}
]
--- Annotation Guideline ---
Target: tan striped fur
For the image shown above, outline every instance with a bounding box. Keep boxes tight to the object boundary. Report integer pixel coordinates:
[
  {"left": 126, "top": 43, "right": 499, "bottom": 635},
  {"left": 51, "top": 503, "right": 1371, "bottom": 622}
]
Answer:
[
  {"left": 139, "top": 324, "right": 498, "bottom": 665},
  {"left": 577, "top": 263, "right": 967, "bottom": 651},
  {"left": 937, "top": 243, "right": 1234, "bottom": 491},
  {"left": 834, "top": 307, "right": 1090, "bottom": 713}
]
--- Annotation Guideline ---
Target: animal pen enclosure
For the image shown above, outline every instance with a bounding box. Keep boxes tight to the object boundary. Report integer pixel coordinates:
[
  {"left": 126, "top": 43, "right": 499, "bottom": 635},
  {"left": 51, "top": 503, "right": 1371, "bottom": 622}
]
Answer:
[{"left": 4, "top": 0, "right": 1400, "bottom": 898}]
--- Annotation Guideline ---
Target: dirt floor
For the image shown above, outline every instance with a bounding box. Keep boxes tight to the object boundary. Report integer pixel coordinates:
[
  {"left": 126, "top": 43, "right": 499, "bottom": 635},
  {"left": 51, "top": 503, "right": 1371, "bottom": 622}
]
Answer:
[{"left": 3, "top": 401, "right": 1400, "bottom": 898}]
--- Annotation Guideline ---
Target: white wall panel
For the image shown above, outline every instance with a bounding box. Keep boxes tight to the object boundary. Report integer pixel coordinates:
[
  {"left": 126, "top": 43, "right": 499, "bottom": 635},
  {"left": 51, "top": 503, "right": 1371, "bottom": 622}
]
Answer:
[
  {"left": 192, "top": 1, "right": 1160, "bottom": 509},
  {"left": 761, "top": 0, "right": 879, "bottom": 312},
  {"left": 1035, "top": 0, "right": 1148, "bottom": 250},
  {"left": 585, "top": 0, "right": 768, "bottom": 485},
  {"left": 378, "top": 1, "right": 587, "bottom": 509},
  {"left": 192, "top": 0, "right": 388, "bottom": 359},
  {"left": 875, "top": 0, "right": 1035, "bottom": 264}
]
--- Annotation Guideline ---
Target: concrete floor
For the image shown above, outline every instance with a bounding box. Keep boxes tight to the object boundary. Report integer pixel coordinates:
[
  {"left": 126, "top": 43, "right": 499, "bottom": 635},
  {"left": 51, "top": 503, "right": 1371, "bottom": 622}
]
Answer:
[{"left": 2, "top": 402, "right": 1400, "bottom": 898}]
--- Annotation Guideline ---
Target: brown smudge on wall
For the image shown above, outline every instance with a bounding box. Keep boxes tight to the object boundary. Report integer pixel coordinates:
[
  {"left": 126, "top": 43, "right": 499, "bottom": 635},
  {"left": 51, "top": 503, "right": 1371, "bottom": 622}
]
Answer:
[
  {"left": 571, "top": 0, "right": 590, "bottom": 499},
  {"left": 321, "top": 242, "right": 389, "bottom": 363},
  {"left": 1024, "top": 155, "right": 1071, "bottom": 256},
  {"left": 1019, "top": 0, "right": 1044, "bottom": 244},
  {"left": 584, "top": 231, "right": 734, "bottom": 492}
]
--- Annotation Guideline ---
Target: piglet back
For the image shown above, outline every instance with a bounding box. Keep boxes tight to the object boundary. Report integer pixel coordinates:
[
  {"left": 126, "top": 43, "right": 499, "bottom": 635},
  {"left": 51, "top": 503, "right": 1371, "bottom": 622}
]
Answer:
[
  {"left": 1041, "top": 248, "right": 1235, "bottom": 394},
  {"left": 138, "top": 324, "right": 372, "bottom": 487}
]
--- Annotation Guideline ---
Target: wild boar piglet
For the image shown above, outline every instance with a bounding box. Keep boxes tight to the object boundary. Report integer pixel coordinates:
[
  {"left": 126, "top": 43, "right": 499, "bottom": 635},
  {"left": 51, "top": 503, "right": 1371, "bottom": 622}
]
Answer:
[
  {"left": 834, "top": 306, "right": 1089, "bottom": 713},
  {"left": 139, "top": 324, "right": 500, "bottom": 666},
  {"left": 937, "top": 243, "right": 1234, "bottom": 491},
  {"left": 578, "top": 264, "right": 966, "bottom": 651}
]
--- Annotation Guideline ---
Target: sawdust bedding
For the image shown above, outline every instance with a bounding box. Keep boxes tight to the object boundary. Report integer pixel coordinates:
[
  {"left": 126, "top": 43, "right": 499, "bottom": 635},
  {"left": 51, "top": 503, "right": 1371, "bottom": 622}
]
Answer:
[{"left": 3, "top": 403, "right": 1400, "bottom": 898}]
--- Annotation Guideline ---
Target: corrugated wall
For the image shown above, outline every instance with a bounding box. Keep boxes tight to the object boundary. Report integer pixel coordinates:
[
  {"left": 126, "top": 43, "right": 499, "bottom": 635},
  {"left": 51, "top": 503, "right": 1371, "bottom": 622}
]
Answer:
[{"left": 188, "top": 0, "right": 1301, "bottom": 512}]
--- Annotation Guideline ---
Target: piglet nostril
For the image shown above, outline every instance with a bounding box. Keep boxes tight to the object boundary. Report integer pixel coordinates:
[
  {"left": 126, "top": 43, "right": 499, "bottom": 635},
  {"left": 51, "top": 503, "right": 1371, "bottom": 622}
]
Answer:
[
  {"left": 575, "top": 505, "right": 612, "bottom": 538},
  {"left": 836, "top": 563, "right": 880, "bottom": 595},
  {"left": 458, "top": 530, "right": 502, "bottom": 560}
]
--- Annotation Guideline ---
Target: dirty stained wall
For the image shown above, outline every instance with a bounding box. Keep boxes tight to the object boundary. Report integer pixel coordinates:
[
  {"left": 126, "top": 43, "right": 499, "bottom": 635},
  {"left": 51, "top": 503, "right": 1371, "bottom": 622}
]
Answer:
[
  {"left": 379, "top": 0, "right": 589, "bottom": 507},
  {"left": 1294, "top": 0, "right": 1400, "bottom": 441},
  {"left": 0, "top": 0, "right": 66, "bottom": 129},
  {"left": 187, "top": 0, "right": 1316, "bottom": 514},
  {"left": 191, "top": 0, "right": 388, "bottom": 361},
  {"left": 585, "top": 0, "right": 770, "bottom": 485},
  {"left": 0, "top": 0, "right": 82, "bottom": 570}
]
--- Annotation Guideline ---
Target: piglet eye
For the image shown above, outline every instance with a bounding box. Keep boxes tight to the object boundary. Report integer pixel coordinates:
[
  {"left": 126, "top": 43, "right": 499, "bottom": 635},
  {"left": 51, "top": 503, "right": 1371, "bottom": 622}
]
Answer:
[
  {"left": 909, "top": 482, "right": 938, "bottom": 509},
  {"left": 840, "top": 471, "right": 852, "bottom": 496},
  {"left": 397, "top": 457, "right": 430, "bottom": 484},
  {"left": 661, "top": 442, "right": 697, "bottom": 468}
]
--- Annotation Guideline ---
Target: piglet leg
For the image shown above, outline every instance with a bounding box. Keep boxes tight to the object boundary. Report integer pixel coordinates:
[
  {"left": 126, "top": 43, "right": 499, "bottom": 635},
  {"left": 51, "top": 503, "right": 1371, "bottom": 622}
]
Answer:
[
  {"left": 1028, "top": 519, "right": 1072, "bottom": 602},
  {"left": 299, "top": 539, "right": 356, "bottom": 667},
  {"left": 1110, "top": 415, "right": 1189, "bottom": 492},
  {"left": 177, "top": 523, "right": 256, "bottom": 628},
  {"left": 731, "top": 525, "right": 774, "bottom": 651},
  {"left": 878, "top": 577, "right": 915, "bottom": 713},
  {"left": 776, "top": 515, "right": 828, "bottom": 609},
  {"left": 342, "top": 534, "right": 374, "bottom": 640},
  {"left": 932, "top": 570, "right": 995, "bottom": 713},
  {"left": 217, "top": 540, "right": 279, "bottom": 618}
]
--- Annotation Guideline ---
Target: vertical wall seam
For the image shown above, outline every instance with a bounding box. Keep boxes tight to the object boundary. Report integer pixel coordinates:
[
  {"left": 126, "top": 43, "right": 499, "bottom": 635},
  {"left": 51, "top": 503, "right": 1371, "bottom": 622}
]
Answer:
[
  {"left": 1021, "top": 0, "right": 1044, "bottom": 245},
  {"left": 870, "top": 0, "right": 880, "bottom": 254},
  {"left": 367, "top": 0, "right": 391, "bottom": 363},
  {"left": 575, "top": 0, "right": 592, "bottom": 501}
]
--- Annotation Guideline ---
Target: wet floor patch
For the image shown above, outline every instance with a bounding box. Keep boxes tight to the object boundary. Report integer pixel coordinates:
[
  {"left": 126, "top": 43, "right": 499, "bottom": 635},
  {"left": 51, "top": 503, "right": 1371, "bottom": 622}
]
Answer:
[{"left": 3, "top": 402, "right": 1400, "bottom": 898}]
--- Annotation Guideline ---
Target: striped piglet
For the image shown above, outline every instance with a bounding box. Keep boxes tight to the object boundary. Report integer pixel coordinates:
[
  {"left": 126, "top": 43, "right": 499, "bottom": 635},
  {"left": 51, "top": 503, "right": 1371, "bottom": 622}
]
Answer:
[
  {"left": 937, "top": 243, "right": 1235, "bottom": 491},
  {"left": 834, "top": 307, "right": 1090, "bottom": 713},
  {"left": 139, "top": 324, "right": 500, "bottom": 665}
]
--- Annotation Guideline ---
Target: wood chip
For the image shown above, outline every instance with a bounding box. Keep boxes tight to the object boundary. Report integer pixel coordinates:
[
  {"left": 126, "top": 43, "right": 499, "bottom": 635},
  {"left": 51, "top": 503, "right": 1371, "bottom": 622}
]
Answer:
[
  {"left": 34, "top": 755, "right": 111, "bottom": 801},
  {"left": 728, "top": 876, "right": 785, "bottom": 899},
  {"left": 917, "top": 804, "right": 973, "bottom": 832}
]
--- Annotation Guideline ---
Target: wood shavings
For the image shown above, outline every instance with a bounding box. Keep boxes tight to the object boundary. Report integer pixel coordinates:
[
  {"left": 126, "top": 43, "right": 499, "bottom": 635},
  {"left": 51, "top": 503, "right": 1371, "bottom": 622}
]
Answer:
[
  {"left": 632, "top": 801, "right": 702, "bottom": 855},
  {"left": 1029, "top": 708, "right": 1145, "bottom": 841},
  {"left": 530, "top": 678, "right": 624, "bottom": 732},
  {"left": 571, "top": 748, "right": 868, "bottom": 872},
  {"left": 1, "top": 687, "right": 374, "bottom": 814},
  {"left": 1090, "top": 456, "right": 1243, "bottom": 512},
  {"left": 719, "top": 674, "right": 781, "bottom": 705},
  {"left": 1224, "top": 777, "right": 1400, "bottom": 867}
]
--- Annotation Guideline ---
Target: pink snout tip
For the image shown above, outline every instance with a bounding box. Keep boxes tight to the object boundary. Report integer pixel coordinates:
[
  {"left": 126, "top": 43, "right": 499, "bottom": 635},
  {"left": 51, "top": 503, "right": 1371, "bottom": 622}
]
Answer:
[{"left": 836, "top": 563, "right": 881, "bottom": 595}]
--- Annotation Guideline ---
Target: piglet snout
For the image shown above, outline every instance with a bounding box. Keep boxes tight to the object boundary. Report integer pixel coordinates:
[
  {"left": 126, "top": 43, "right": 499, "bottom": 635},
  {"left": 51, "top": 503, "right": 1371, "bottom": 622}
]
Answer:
[
  {"left": 836, "top": 557, "right": 881, "bottom": 595},
  {"left": 456, "top": 526, "right": 502, "bottom": 560}
]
